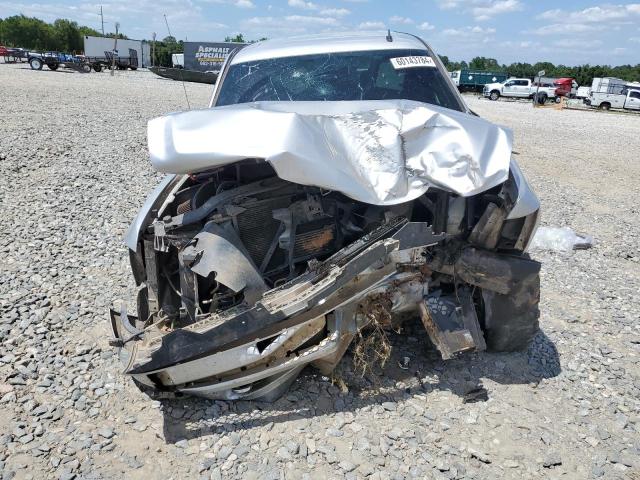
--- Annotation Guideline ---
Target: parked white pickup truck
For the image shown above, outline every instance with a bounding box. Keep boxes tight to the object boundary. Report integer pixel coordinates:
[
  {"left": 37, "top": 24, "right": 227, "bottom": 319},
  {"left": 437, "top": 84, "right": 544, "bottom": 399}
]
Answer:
[
  {"left": 483, "top": 78, "right": 556, "bottom": 102},
  {"left": 586, "top": 88, "right": 640, "bottom": 111}
]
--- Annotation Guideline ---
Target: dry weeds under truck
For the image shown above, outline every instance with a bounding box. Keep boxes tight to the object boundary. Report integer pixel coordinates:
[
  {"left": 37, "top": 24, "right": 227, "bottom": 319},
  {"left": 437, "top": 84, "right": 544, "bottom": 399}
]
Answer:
[{"left": 109, "top": 32, "right": 541, "bottom": 401}]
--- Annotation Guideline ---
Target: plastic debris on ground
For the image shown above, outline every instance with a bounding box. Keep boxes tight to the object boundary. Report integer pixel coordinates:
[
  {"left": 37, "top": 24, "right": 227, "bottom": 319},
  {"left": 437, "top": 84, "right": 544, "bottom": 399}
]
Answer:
[{"left": 530, "top": 226, "right": 594, "bottom": 252}]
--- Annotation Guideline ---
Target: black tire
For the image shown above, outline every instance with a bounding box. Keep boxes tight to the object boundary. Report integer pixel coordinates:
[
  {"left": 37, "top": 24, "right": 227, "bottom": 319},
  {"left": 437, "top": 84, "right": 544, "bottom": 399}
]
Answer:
[
  {"left": 554, "top": 96, "right": 562, "bottom": 104},
  {"left": 480, "top": 257, "right": 541, "bottom": 352},
  {"left": 600, "top": 103, "right": 611, "bottom": 111},
  {"left": 47, "top": 63, "right": 58, "bottom": 71},
  {"left": 129, "top": 66, "right": 138, "bottom": 71},
  {"left": 93, "top": 64, "right": 102, "bottom": 72},
  {"left": 29, "top": 57, "right": 43, "bottom": 70},
  {"left": 81, "top": 64, "right": 91, "bottom": 73},
  {"left": 489, "top": 90, "right": 500, "bottom": 101},
  {"left": 534, "top": 92, "right": 547, "bottom": 105}
]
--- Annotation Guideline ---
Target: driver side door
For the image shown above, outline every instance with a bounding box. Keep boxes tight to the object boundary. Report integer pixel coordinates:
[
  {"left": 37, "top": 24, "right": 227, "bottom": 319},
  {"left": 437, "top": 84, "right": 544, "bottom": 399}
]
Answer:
[{"left": 502, "top": 80, "right": 516, "bottom": 95}]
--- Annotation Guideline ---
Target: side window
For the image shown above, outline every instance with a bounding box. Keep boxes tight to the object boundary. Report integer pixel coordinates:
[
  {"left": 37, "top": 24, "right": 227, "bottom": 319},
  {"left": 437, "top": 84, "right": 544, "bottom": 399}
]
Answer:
[
  {"left": 516, "top": 80, "right": 529, "bottom": 86},
  {"left": 375, "top": 61, "right": 404, "bottom": 92},
  {"left": 504, "top": 81, "right": 514, "bottom": 87},
  {"left": 630, "top": 91, "right": 640, "bottom": 99}
]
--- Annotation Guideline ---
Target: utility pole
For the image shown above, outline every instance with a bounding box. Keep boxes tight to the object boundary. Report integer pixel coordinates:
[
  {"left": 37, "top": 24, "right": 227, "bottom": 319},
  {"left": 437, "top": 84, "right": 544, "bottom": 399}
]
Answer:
[
  {"left": 110, "top": 22, "right": 119, "bottom": 76},
  {"left": 100, "top": 6, "right": 105, "bottom": 36},
  {"left": 152, "top": 32, "right": 156, "bottom": 67}
]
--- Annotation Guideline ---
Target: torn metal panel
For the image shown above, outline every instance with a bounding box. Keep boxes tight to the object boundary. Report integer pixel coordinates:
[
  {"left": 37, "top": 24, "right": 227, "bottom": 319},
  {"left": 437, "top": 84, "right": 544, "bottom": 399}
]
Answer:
[
  {"left": 454, "top": 247, "right": 541, "bottom": 295},
  {"left": 181, "top": 222, "right": 267, "bottom": 305},
  {"left": 418, "top": 290, "right": 485, "bottom": 360},
  {"left": 148, "top": 100, "right": 513, "bottom": 204},
  {"left": 153, "top": 316, "right": 326, "bottom": 387},
  {"left": 468, "top": 202, "right": 508, "bottom": 250},
  {"left": 178, "top": 333, "right": 340, "bottom": 399},
  {"left": 121, "top": 221, "right": 406, "bottom": 376}
]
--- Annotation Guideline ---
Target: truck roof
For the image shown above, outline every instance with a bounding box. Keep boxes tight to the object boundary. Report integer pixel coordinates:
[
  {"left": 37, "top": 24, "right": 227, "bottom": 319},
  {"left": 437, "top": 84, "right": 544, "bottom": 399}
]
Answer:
[{"left": 231, "top": 31, "right": 429, "bottom": 64}]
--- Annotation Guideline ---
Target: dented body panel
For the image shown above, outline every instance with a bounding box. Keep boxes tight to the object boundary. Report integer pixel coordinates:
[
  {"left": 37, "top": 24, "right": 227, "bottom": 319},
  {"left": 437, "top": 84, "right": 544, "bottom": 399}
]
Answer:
[{"left": 148, "top": 100, "right": 514, "bottom": 203}]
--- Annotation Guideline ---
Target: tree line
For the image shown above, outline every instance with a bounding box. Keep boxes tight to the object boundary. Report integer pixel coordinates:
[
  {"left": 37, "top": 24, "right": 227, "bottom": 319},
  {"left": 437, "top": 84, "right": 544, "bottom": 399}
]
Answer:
[
  {"left": 2, "top": 14, "right": 639, "bottom": 84},
  {"left": 0, "top": 15, "right": 122, "bottom": 53},
  {"left": 439, "top": 55, "right": 640, "bottom": 87}
]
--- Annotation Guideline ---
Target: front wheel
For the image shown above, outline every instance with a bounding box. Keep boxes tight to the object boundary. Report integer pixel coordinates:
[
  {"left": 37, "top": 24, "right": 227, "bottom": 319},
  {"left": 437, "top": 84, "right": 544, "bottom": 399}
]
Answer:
[
  {"left": 480, "top": 256, "right": 541, "bottom": 352},
  {"left": 489, "top": 91, "right": 500, "bottom": 101},
  {"left": 600, "top": 103, "right": 611, "bottom": 111},
  {"left": 29, "top": 57, "right": 43, "bottom": 70},
  {"left": 93, "top": 64, "right": 102, "bottom": 72},
  {"left": 47, "top": 63, "right": 58, "bottom": 71},
  {"left": 81, "top": 64, "right": 91, "bottom": 73}
]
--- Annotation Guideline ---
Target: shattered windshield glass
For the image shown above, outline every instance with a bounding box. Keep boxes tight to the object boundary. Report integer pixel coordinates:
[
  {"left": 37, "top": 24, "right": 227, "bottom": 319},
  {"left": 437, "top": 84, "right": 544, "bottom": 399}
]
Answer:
[{"left": 216, "top": 49, "right": 463, "bottom": 111}]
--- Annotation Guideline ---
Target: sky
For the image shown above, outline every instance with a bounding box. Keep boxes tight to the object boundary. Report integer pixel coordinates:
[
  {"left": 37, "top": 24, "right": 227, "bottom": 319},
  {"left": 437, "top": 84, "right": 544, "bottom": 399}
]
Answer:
[{"left": 1, "top": 0, "right": 639, "bottom": 65}]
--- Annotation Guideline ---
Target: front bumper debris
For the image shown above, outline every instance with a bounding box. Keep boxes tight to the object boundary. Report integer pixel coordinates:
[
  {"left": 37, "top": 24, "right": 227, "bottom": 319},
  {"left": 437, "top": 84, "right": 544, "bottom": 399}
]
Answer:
[
  {"left": 110, "top": 220, "right": 450, "bottom": 399},
  {"left": 110, "top": 217, "right": 540, "bottom": 400}
]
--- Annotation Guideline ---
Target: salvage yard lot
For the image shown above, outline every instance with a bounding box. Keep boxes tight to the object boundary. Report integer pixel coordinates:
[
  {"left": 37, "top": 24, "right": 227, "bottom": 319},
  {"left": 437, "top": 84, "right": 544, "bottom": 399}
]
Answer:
[{"left": 0, "top": 63, "right": 638, "bottom": 479}]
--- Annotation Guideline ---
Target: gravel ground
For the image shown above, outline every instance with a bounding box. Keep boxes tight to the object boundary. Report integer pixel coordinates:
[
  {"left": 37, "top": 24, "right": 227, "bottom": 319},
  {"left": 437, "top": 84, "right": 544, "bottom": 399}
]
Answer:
[{"left": 0, "top": 63, "right": 639, "bottom": 480}]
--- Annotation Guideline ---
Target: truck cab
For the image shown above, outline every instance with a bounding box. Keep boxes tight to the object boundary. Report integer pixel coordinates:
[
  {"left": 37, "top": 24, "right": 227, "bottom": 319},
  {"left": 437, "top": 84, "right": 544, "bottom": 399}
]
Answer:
[{"left": 587, "top": 88, "right": 640, "bottom": 111}]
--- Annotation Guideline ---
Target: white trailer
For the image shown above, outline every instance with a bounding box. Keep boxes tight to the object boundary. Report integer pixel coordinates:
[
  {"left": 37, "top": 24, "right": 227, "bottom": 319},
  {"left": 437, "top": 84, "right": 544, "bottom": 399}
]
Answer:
[
  {"left": 83, "top": 36, "right": 151, "bottom": 68},
  {"left": 171, "top": 54, "right": 184, "bottom": 68}
]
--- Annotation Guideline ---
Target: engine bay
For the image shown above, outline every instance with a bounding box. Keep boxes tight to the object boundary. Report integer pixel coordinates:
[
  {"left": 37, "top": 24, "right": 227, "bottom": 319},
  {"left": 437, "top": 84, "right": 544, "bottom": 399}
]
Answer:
[{"left": 138, "top": 159, "right": 525, "bottom": 328}]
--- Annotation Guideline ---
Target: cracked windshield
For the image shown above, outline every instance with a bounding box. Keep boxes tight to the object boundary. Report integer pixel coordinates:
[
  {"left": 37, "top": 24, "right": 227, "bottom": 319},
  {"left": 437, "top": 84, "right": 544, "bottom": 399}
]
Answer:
[{"left": 216, "top": 49, "right": 462, "bottom": 111}]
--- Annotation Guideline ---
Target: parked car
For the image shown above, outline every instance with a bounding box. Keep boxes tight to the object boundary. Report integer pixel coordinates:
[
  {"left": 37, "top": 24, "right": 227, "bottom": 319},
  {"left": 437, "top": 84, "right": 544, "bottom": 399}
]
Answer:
[
  {"left": 483, "top": 77, "right": 556, "bottom": 102},
  {"left": 586, "top": 88, "right": 640, "bottom": 111},
  {"left": 110, "top": 32, "right": 541, "bottom": 401}
]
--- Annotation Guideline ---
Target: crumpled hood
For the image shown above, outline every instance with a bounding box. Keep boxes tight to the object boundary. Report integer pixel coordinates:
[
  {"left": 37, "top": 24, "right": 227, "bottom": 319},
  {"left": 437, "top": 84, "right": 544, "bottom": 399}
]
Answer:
[{"left": 148, "top": 100, "right": 513, "bottom": 205}]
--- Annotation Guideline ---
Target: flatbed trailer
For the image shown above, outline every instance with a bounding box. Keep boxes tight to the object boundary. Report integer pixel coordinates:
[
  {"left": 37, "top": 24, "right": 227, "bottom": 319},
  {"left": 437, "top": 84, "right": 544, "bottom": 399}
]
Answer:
[
  {"left": 83, "top": 49, "right": 140, "bottom": 72},
  {"left": 28, "top": 52, "right": 92, "bottom": 73}
]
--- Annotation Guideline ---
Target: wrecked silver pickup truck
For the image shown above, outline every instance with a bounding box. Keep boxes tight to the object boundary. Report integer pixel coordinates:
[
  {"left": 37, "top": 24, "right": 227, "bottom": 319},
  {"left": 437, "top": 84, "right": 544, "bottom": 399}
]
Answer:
[{"left": 110, "top": 32, "right": 541, "bottom": 401}]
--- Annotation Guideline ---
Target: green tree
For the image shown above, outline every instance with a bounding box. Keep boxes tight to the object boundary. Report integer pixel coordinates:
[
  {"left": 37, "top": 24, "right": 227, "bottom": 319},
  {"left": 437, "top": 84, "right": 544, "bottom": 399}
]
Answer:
[
  {"left": 224, "top": 33, "right": 265, "bottom": 44},
  {"left": 0, "top": 14, "right": 102, "bottom": 52},
  {"left": 469, "top": 56, "right": 503, "bottom": 71},
  {"left": 53, "top": 19, "right": 81, "bottom": 52},
  {"left": 225, "top": 33, "right": 245, "bottom": 43}
]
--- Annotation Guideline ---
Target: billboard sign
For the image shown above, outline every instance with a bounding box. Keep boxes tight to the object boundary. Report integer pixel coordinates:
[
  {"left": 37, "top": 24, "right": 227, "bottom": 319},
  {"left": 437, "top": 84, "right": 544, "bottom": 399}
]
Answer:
[{"left": 183, "top": 42, "right": 244, "bottom": 72}]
